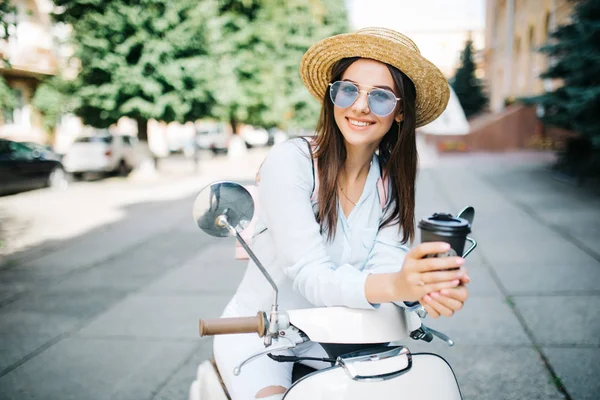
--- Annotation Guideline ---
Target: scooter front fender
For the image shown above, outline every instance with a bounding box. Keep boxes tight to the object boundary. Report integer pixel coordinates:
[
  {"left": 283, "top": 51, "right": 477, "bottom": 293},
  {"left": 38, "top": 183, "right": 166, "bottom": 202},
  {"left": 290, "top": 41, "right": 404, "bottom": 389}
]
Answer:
[{"left": 283, "top": 352, "right": 461, "bottom": 400}]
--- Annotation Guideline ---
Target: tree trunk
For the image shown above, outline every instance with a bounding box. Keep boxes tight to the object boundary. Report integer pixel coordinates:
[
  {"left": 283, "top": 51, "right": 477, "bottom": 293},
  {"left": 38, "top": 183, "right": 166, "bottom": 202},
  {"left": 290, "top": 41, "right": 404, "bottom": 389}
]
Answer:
[
  {"left": 134, "top": 117, "right": 159, "bottom": 171},
  {"left": 136, "top": 118, "right": 149, "bottom": 142},
  {"left": 228, "top": 114, "right": 247, "bottom": 157},
  {"left": 230, "top": 115, "right": 238, "bottom": 135}
]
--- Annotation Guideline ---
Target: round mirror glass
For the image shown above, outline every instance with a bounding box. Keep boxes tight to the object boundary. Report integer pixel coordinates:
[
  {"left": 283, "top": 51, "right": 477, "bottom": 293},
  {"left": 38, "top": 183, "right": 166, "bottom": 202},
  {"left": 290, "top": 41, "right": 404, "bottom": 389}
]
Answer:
[{"left": 192, "top": 181, "right": 255, "bottom": 237}]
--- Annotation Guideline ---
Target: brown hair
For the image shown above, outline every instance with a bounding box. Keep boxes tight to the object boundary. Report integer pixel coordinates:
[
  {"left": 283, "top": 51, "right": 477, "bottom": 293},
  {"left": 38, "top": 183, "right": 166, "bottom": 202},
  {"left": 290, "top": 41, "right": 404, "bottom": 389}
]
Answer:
[{"left": 312, "top": 57, "right": 417, "bottom": 244}]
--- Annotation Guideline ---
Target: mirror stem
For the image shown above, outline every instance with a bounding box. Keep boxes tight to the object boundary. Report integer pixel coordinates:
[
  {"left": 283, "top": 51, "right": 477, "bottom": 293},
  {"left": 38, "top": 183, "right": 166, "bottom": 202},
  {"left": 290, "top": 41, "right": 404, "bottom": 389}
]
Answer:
[
  {"left": 215, "top": 215, "right": 279, "bottom": 306},
  {"left": 233, "top": 230, "right": 279, "bottom": 305}
]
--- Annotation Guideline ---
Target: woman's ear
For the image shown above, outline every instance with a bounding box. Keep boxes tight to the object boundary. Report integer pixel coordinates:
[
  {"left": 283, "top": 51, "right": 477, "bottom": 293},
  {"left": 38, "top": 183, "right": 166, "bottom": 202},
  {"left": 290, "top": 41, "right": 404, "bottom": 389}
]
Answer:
[{"left": 395, "top": 113, "right": 404, "bottom": 123}]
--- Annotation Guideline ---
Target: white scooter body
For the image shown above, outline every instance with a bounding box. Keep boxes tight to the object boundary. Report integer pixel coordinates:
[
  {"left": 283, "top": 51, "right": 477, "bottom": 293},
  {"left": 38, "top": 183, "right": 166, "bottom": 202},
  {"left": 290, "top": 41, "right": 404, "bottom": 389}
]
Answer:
[
  {"left": 285, "top": 305, "right": 461, "bottom": 400},
  {"left": 190, "top": 305, "right": 461, "bottom": 400},
  {"left": 286, "top": 303, "right": 419, "bottom": 343},
  {"left": 284, "top": 353, "right": 460, "bottom": 400},
  {"left": 190, "top": 182, "right": 473, "bottom": 400}
]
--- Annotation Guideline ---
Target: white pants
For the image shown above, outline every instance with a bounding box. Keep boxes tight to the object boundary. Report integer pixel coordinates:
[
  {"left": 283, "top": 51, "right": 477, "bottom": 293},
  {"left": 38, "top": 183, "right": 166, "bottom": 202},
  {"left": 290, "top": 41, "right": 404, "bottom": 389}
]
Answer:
[{"left": 213, "top": 332, "right": 330, "bottom": 400}]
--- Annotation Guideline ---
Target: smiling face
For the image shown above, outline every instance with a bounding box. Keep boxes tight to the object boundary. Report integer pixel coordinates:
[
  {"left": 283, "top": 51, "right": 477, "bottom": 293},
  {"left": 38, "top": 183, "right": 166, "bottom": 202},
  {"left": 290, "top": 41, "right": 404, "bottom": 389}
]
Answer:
[{"left": 333, "top": 58, "right": 402, "bottom": 149}]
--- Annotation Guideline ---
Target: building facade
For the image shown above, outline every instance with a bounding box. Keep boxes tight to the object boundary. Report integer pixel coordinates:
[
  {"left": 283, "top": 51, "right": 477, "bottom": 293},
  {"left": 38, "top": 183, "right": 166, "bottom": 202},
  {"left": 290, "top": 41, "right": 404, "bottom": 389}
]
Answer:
[
  {"left": 0, "top": 0, "right": 58, "bottom": 143},
  {"left": 484, "top": 0, "right": 573, "bottom": 113},
  {"left": 404, "top": 29, "right": 485, "bottom": 79}
]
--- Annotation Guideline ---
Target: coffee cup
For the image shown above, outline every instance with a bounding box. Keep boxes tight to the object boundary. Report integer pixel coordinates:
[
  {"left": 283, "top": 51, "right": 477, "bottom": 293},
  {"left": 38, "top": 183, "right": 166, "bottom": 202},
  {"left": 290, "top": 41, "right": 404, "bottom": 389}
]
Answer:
[{"left": 418, "top": 212, "right": 477, "bottom": 261}]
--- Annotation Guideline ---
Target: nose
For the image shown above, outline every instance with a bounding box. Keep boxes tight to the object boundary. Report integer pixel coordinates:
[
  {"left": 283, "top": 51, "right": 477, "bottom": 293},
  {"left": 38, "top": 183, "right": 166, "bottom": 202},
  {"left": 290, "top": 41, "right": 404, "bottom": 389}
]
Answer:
[{"left": 351, "top": 90, "right": 370, "bottom": 114}]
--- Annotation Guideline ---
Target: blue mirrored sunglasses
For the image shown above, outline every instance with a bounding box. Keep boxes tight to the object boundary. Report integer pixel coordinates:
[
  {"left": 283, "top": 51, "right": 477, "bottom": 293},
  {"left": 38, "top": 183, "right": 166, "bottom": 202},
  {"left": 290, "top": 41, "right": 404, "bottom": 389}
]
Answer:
[{"left": 328, "top": 81, "right": 401, "bottom": 117}]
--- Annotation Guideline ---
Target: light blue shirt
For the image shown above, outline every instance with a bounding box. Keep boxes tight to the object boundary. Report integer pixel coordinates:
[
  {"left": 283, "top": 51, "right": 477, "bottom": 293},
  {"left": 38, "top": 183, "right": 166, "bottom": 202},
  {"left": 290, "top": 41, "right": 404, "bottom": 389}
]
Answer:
[{"left": 223, "top": 139, "right": 410, "bottom": 317}]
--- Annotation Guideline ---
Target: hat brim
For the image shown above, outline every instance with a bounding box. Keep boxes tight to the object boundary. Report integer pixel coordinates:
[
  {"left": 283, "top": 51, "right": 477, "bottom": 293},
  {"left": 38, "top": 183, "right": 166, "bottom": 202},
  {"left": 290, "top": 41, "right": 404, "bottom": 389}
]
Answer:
[{"left": 300, "top": 31, "right": 450, "bottom": 127}]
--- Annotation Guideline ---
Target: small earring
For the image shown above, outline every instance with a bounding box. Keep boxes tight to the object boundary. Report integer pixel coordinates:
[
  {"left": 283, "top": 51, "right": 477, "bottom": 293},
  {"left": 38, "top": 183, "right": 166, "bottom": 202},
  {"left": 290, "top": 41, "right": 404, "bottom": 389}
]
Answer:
[{"left": 395, "top": 114, "right": 404, "bottom": 123}]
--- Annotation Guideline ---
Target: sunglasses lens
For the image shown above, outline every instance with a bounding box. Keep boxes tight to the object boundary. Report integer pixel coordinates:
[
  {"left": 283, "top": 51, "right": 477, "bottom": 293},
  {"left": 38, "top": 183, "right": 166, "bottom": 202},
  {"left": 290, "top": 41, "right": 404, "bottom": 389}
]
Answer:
[
  {"left": 330, "top": 81, "right": 358, "bottom": 108},
  {"left": 369, "top": 89, "right": 397, "bottom": 116}
]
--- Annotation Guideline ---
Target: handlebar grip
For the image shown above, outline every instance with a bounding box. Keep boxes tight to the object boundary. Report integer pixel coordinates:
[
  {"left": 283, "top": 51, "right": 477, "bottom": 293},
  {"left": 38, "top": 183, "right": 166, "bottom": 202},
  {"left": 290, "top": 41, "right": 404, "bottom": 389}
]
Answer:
[{"left": 199, "top": 312, "right": 266, "bottom": 337}]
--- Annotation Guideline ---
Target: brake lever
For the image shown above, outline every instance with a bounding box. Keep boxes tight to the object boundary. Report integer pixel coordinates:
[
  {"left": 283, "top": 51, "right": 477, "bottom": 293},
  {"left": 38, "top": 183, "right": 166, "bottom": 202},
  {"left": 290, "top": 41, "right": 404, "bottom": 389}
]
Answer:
[
  {"left": 233, "top": 336, "right": 296, "bottom": 376},
  {"left": 421, "top": 323, "right": 454, "bottom": 346}
]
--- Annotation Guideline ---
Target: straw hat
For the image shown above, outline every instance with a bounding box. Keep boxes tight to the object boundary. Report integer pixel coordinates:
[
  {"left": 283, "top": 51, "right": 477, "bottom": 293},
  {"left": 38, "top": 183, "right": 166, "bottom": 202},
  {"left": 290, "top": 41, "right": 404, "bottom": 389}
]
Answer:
[{"left": 300, "top": 27, "right": 450, "bottom": 127}]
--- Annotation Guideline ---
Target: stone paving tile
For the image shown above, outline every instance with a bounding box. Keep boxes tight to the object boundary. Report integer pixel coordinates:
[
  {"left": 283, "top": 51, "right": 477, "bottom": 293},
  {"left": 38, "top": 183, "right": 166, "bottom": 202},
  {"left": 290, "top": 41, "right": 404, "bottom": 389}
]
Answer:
[
  {"left": 458, "top": 262, "right": 502, "bottom": 297},
  {"left": 514, "top": 296, "right": 600, "bottom": 346},
  {"left": 398, "top": 343, "right": 565, "bottom": 400},
  {"left": 495, "top": 262, "right": 600, "bottom": 294},
  {"left": 417, "top": 297, "right": 531, "bottom": 346},
  {"left": 152, "top": 339, "right": 214, "bottom": 400},
  {"left": 143, "top": 240, "right": 246, "bottom": 295},
  {"left": 77, "top": 293, "right": 231, "bottom": 340},
  {"left": 0, "top": 335, "right": 53, "bottom": 372},
  {"left": 542, "top": 347, "right": 600, "bottom": 400},
  {"left": 480, "top": 235, "right": 597, "bottom": 266},
  {"left": 0, "top": 336, "right": 198, "bottom": 400},
  {"left": 47, "top": 229, "right": 207, "bottom": 293}
]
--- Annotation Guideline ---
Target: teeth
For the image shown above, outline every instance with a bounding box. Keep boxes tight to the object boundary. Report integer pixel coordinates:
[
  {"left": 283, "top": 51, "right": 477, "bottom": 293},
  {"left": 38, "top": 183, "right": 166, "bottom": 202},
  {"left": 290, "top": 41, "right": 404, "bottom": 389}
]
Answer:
[{"left": 349, "top": 119, "right": 373, "bottom": 127}]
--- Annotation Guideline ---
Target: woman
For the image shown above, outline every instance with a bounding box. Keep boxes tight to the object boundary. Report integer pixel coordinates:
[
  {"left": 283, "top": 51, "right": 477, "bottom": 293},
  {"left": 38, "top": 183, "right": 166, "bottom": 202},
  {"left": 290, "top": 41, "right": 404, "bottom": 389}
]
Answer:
[{"left": 214, "top": 27, "right": 470, "bottom": 400}]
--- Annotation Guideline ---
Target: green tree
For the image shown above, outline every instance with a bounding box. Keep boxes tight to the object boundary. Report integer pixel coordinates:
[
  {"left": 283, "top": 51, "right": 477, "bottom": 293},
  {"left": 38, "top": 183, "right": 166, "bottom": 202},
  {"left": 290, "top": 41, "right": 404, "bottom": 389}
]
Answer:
[
  {"left": 450, "top": 39, "right": 488, "bottom": 118},
  {"left": 0, "top": 75, "right": 13, "bottom": 111},
  {"left": 0, "top": 0, "right": 16, "bottom": 54},
  {"left": 1, "top": 0, "right": 16, "bottom": 111},
  {"left": 32, "top": 78, "right": 76, "bottom": 138},
  {"left": 522, "top": 0, "right": 600, "bottom": 181},
  {"left": 210, "top": 0, "right": 349, "bottom": 132},
  {"left": 524, "top": 0, "right": 600, "bottom": 143},
  {"left": 53, "top": 0, "right": 218, "bottom": 142},
  {"left": 260, "top": 0, "right": 349, "bottom": 130}
]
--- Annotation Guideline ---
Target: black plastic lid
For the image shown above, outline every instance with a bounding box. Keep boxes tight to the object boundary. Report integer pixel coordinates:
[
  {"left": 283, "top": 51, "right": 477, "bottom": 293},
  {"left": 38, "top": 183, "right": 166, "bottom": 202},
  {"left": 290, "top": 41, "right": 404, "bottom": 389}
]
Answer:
[{"left": 418, "top": 213, "right": 471, "bottom": 235}]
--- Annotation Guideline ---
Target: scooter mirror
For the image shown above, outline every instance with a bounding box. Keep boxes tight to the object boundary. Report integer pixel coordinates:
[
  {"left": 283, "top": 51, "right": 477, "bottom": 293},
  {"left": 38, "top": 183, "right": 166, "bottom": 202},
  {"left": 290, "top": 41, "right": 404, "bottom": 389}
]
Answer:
[
  {"left": 193, "top": 181, "right": 255, "bottom": 238},
  {"left": 456, "top": 206, "right": 475, "bottom": 226}
]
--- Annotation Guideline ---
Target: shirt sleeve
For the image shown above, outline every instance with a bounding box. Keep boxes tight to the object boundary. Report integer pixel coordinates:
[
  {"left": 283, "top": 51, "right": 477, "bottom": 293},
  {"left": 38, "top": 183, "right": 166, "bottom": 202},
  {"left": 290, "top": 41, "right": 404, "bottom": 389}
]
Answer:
[
  {"left": 363, "top": 213, "right": 410, "bottom": 275},
  {"left": 258, "top": 139, "right": 376, "bottom": 309}
]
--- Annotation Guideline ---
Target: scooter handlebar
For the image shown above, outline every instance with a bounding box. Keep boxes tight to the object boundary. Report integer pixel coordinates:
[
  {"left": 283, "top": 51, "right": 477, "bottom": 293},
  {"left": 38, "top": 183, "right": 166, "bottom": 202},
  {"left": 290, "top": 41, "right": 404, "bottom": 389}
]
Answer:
[{"left": 199, "top": 312, "right": 266, "bottom": 337}]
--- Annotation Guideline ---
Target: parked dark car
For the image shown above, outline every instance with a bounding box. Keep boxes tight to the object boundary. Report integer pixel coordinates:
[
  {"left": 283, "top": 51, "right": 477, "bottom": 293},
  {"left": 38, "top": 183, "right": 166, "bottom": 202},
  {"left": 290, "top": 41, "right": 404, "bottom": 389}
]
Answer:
[{"left": 0, "top": 139, "right": 68, "bottom": 195}]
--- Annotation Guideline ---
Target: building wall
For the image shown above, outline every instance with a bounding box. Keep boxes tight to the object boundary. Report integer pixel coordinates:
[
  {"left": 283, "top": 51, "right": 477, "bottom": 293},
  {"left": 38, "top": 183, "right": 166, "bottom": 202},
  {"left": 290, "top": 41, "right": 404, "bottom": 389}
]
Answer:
[
  {"left": 404, "top": 29, "right": 486, "bottom": 78},
  {"left": 0, "top": 0, "right": 57, "bottom": 143},
  {"left": 484, "top": 0, "right": 573, "bottom": 112}
]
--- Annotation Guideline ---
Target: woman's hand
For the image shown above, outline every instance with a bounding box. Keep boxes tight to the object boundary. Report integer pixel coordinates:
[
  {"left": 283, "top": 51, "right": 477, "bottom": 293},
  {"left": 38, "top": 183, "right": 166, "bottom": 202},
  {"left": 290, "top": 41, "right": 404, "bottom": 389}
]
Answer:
[
  {"left": 390, "top": 242, "right": 467, "bottom": 302},
  {"left": 421, "top": 280, "right": 470, "bottom": 318}
]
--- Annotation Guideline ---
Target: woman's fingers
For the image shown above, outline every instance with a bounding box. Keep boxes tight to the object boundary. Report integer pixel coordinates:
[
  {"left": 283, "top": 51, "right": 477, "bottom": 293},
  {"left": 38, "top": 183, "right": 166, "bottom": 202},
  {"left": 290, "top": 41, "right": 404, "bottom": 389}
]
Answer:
[
  {"left": 430, "top": 291, "right": 464, "bottom": 312},
  {"left": 421, "top": 302, "right": 440, "bottom": 319},
  {"left": 424, "top": 279, "right": 461, "bottom": 294},
  {"left": 420, "top": 267, "right": 467, "bottom": 284},
  {"left": 440, "top": 285, "right": 469, "bottom": 302},
  {"left": 407, "top": 242, "right": 452, "bottom": 260},
  {"left": 417, "top": 256, "right": 465, "bottom": 273},
  {"left": 422, "top": 294, "right": 454, "bottom": 317}
]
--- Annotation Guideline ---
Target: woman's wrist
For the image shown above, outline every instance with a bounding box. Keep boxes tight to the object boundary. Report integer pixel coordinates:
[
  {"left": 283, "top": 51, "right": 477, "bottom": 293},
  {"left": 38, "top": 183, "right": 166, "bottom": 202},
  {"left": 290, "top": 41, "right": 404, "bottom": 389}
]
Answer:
[{"left": 365, "top": 272, "right": 401, "bottom": 304}]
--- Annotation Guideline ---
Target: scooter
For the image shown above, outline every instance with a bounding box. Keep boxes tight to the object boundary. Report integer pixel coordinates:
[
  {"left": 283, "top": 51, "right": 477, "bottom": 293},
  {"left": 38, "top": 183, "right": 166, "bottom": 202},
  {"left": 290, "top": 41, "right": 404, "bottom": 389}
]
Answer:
[{"left": 189, "top": 181, "right": 477, "bottom": 400}]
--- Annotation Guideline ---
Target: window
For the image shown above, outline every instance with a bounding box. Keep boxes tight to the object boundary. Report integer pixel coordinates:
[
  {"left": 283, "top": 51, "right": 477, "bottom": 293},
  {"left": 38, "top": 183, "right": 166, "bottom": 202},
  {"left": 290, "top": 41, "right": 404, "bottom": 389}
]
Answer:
[
  {"left": 9, "top": 141, "right": 34, "bottom": 160},
  {"left": 514, "top": 36, "right": 521, "bottom": 57},
  {"left": 75, "top": 136, "right": 113, "bottom": 144},
  {"left": 121, "top": 136, "right": 136, "bottom": 146},
  {"left": 529, "top": 26, "right": 535, "bottom": 51},
  {"left": 0, "top": 140, "right": 11, "bottom": 155}
]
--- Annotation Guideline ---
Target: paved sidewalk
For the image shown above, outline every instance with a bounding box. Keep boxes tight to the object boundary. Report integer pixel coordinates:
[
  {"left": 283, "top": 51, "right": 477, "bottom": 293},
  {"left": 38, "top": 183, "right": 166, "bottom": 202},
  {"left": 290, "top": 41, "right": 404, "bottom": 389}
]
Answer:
[
  {"left": 0, "top": 143, "right": 598, "bottom": 400},
  {"left": 411, "top": 150, "right": 599, "bottom": 400}
]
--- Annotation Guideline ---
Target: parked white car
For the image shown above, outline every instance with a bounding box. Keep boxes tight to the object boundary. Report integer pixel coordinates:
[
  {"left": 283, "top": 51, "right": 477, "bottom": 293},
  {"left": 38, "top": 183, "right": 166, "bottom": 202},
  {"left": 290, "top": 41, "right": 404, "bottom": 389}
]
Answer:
[
  {"left": 240, "top": 125, "right": 269, "bottom": 148},
  {"left": 195, "top": 123, "right": 231, "bottom": 155},
  {"left": 62, "top": 134, "right": 141, "bottom": 178}
]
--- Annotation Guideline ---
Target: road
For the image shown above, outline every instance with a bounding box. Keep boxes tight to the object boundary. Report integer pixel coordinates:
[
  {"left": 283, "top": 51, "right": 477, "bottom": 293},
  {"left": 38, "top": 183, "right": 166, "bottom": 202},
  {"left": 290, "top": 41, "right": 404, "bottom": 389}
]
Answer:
[{"left": 0, "top": 142, "right": 598, "bottom": 400}]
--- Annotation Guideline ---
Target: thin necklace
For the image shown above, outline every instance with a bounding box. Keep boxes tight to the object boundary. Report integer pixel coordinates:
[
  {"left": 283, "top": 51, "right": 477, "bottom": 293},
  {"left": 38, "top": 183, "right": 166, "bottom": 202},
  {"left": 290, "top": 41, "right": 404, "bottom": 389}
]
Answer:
[
  {"left": 339, "top": 186, "right": 358, "bottom": 206},
  {"left": 339, "top": 167, "right": 361, "bottom": 206}
]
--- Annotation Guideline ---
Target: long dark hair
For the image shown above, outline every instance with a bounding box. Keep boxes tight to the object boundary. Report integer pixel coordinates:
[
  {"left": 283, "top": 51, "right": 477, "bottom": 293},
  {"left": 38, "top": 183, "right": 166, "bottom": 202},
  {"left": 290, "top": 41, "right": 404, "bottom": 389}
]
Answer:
[{"left": 312, "top": 57, "right": 418, "bottom": 244}]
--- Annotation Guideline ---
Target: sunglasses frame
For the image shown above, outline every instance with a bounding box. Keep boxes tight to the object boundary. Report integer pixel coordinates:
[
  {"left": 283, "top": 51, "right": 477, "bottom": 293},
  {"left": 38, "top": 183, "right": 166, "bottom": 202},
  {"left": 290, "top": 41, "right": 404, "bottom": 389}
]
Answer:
[{"left": 328, "top": 81, "right": 401, "bottom": 117}]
